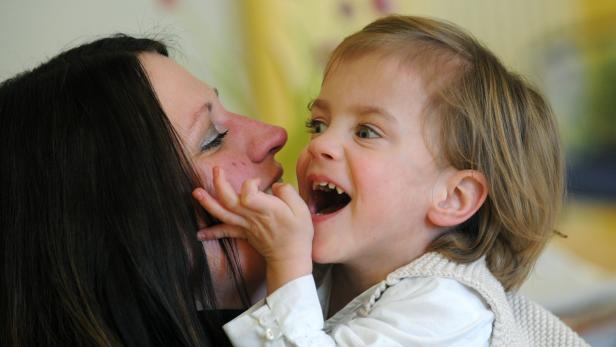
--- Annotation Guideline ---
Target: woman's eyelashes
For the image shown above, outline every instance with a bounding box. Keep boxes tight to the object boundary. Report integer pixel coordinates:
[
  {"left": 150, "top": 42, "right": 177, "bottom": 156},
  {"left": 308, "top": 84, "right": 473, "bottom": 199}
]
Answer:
[{"left": 200, "top": 126, "right": 228, "bottom": 152}]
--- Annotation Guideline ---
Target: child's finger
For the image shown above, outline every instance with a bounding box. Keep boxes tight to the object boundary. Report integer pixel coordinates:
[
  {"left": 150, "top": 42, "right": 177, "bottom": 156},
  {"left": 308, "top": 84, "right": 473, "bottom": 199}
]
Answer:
[
  {"left": 196, "top": 224, "right": 247, "bottom": 241},
  {"left": 272, "top": 183, "right": 311, "bottom": 217},
  {"left": 212, "top": 167, "right": 243, "bottom": 211},
  {"left": 192, "top": 187, "right": 214, "bottom": 208},
  {"left": 239, "top": 179, "right": 288, "bottom": 215},
  {"left": 193, "top": 187, "right": 248, "bottom": 229},
  {"left": 239, "top": 177, "right": 261, "bottom": 207}
]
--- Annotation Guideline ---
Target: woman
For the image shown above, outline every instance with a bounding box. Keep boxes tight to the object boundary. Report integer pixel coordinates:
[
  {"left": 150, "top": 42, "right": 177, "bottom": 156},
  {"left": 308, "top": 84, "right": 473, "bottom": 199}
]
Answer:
[{"left": 0, "top": 35, "right": 286, "bottom": 346}]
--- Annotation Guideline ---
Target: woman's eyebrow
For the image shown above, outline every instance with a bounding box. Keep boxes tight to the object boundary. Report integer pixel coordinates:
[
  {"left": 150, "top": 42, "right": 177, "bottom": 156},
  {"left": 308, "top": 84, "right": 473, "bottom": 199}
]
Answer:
[{"left": 186, "top": 101, "right": 213, "bottom": 135}]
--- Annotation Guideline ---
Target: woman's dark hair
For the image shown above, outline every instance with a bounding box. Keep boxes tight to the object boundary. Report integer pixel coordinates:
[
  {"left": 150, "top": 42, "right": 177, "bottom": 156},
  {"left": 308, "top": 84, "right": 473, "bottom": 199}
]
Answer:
[{"left": 0, "top": 35, "right": 236, "bottom": 346}]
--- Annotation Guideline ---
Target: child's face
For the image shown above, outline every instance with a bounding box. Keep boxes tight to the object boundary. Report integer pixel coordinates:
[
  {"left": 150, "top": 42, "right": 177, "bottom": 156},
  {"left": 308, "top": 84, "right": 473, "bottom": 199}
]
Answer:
[{"left": 297, "top": 53, "right": 443, "bottom": 269}]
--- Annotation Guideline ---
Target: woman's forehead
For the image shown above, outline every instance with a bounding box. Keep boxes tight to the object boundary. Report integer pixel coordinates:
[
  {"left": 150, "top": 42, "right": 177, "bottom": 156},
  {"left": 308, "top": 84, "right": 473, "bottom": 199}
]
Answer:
[
  {"left": 140, "top": 53, "right": 215, "bottom": 134},
  {"left": 140, "top": 53, "right": 211, "bottom": 102}
]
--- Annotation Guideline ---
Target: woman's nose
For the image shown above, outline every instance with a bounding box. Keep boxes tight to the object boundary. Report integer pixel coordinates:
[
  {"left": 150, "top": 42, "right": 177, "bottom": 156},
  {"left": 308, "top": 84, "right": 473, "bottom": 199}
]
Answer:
[{"left": 244, "top": 116, "right": 287, "bottom": 163}]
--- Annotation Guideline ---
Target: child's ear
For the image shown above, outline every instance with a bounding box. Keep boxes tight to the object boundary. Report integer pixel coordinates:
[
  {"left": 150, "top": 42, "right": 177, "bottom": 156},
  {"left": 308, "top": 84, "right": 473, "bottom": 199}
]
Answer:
[{"left": 428, "top": 169, "right": 488, "bottom": 228}]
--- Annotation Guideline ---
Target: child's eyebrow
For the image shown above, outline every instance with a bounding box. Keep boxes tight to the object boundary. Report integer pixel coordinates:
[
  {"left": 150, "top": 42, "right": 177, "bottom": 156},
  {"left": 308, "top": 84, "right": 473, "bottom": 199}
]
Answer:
[
  {"left": 309, "top": 99, "right": 397, "bottom": 124},
  {"left": 352, "top": 105, "right": 398, "bottom": 124},
  {"left": 308, "top": 99, "right": 329, "bottom": 112}
]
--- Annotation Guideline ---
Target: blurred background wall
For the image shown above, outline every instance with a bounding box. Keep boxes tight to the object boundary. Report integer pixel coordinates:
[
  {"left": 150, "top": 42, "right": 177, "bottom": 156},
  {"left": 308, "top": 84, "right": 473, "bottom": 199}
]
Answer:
[{"left": 2, "top": 0, "right": 614, "bottom": 345}]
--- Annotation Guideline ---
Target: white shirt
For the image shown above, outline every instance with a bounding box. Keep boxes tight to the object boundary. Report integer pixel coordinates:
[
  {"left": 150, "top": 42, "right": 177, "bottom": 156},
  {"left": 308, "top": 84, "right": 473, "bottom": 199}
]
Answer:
[{"left": 223, "top": 262, "right": 494, "bottom": 346}]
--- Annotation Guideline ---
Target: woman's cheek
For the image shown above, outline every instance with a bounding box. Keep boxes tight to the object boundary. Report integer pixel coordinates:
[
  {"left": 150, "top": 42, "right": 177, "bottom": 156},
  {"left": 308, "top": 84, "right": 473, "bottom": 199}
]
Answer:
[
  {"left": 194, "top": 156, "right": 248, "bottom": 194},
  {"left": 202, "top": 239, "right": 266, "bottom": 308},
  {"left": 192, "top": 158, "right": 214, "bottom": 192},
  {"left": 235, "top": 239, "right": 266, "bottom": 292}
]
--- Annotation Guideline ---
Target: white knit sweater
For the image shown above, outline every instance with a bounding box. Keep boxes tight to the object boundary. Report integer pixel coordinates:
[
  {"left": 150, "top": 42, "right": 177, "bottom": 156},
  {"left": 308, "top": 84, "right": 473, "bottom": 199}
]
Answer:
[{"left": 393, "top": 252, "right": 589, "bottom": 347}]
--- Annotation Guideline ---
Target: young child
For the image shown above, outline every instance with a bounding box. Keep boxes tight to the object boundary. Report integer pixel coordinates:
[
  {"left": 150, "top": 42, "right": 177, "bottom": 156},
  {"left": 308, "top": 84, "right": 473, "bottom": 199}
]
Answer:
[{"left": 194, "top": 15, "right": 578, "bottom": 346}]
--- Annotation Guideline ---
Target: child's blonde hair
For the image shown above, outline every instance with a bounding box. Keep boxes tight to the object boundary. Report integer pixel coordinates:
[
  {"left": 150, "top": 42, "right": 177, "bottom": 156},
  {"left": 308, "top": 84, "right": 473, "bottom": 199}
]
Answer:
[{"left": 324, "top": 15, "right": 564, "bottom": 290}]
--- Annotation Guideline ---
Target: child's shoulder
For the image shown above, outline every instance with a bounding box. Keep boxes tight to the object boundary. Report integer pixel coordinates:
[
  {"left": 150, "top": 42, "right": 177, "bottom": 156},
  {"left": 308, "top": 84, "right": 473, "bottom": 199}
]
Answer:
[
  {"left": 373, "top": 252, "right": 533, "bottom": 347},
  {"left": 360, "top": 253, "right": 496, "bottom": 318},
  {"left": 381, "top": 275, "right": 493, "bottom": 315},
  {"left": 364, "top": 272, "right": 495, "bottom": 345},
  {"left": 383, "top": 252, "right": 495, "bottom": 288},
  {"left": 373, "top": 253, "right": 496, "bottom": 317}
]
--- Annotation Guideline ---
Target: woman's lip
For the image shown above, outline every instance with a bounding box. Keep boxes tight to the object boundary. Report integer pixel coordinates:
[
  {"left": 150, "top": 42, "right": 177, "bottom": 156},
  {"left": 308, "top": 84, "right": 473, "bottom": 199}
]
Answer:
[{"left": 263, "top": 167, "right": 284, "bottom": 193}]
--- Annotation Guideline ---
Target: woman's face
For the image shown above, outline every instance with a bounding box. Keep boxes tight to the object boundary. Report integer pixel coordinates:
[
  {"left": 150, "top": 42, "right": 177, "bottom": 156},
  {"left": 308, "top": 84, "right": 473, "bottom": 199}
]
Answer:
[{"left": 140, "top": 53, "right": 287, "bottom": 308}]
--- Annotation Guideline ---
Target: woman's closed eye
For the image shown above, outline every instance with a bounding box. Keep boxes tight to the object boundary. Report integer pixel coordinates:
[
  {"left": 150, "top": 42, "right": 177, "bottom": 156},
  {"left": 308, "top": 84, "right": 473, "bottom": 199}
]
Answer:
[{"left": 200, "top": 127, "right": 228, "bottom": 152}]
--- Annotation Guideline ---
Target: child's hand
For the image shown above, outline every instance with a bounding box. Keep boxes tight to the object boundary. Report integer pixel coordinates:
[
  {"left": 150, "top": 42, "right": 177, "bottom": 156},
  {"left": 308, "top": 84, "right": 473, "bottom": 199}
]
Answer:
[{"left": 193, "top": 167, "right": 313, "bottom": 293}]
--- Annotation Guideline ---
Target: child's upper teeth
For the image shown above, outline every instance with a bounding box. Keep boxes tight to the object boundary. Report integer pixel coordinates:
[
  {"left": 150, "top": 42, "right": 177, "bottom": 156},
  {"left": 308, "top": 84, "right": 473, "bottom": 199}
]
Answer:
[{"left": 312, "top": 181, "right": 345, "bottom": 194}]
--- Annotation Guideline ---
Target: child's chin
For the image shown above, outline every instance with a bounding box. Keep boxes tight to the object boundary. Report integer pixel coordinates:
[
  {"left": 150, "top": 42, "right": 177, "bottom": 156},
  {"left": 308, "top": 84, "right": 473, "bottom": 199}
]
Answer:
[
  {"left": 311, "top": 238, "right": 338, "bottom": 264},
  {"left": 311, "top": 253, "right": 332, "bottom": 265}
]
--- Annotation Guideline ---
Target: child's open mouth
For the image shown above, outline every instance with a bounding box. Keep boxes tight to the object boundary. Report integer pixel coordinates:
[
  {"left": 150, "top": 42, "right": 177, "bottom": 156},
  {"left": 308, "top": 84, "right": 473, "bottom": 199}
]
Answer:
[{"left": 310, "top": 181, "right": 351, "bottom": 215}]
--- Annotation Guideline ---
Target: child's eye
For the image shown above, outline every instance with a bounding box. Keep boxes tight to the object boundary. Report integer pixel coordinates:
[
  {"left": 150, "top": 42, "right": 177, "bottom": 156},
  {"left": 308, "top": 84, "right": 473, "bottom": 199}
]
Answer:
[
  {"left": 356, "top": 125, "right": 380, "bottom": 139},
  {"left": 305, "top": 119, "right": 328, "bottom": 134},
  {"left": 200, "top": 129, "right": 228, "bottom": 152}
]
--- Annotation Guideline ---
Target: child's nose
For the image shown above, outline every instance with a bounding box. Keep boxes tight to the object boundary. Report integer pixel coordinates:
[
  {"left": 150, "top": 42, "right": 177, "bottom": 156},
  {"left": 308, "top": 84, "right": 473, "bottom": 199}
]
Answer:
[{"left": 308, "top": 132, "right": 342, "bottom": 161}]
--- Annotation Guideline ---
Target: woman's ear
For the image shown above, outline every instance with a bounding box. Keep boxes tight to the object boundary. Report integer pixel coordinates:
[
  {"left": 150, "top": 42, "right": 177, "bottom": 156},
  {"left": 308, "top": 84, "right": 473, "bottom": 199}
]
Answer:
[{"left": 428, "top": 169, "right": 488, "bottom": 227}]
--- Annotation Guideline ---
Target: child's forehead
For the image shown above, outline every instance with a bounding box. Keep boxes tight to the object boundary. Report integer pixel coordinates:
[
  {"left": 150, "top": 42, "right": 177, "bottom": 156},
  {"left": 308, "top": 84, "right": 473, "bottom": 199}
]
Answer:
[
  {"left": 317, "top": 54, "right": 434, "bottom": 127},
  {"left": 323, "top": 55, "right": 418, "bottom": 92},
  {"left": 326, "top": 45, "right": 463, "bottom": 96},
  {"left": 322, "top": 53, "right": 435, "bottom": 107}
]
